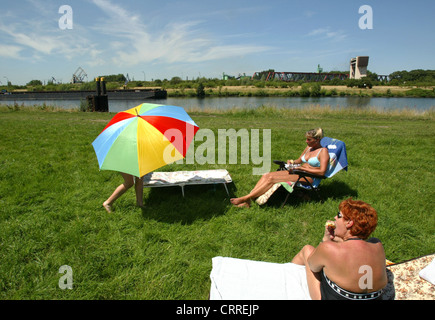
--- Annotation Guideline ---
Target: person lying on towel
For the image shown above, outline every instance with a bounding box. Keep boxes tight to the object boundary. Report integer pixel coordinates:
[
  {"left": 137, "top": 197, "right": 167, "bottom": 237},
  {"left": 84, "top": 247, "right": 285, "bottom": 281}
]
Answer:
[
  {"left": 230, "top": 127, "right": 329, "bottom": 208},
  {"left": 291, "top": 198, "right": 388, "bottom": 300}
]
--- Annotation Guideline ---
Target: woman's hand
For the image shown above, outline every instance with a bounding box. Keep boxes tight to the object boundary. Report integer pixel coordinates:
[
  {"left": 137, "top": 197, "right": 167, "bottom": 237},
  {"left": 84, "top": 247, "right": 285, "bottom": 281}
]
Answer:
[
  {"left": 323, "top": 221, "right": 334, "bottom": 242},
  {"left": 296, "top": 163, "right": 309, "bottom": 172},
  {"left": 323, "top": 221, "right": 343, "bottom": 243}
]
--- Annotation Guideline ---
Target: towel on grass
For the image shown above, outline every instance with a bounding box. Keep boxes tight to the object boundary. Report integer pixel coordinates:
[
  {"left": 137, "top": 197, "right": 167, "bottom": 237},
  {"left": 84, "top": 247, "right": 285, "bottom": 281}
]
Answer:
[
  {"left": 387, "top": 253, "right": 435, "bottom": 300},
  {"left": 210, "top": 256, "right": 311, "bottom": 300},
  {"left": 419, "top": 256, "right": 435, "bottom": 285}
]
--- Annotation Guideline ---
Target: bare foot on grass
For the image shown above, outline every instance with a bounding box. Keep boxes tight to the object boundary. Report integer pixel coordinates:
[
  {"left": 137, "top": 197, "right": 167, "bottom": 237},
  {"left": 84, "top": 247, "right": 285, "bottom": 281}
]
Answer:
[
  {"left": 103, "top": 201, "right": 112, "bottom": 213},
  {"left": 236, "top": 202, "right": 250, "bottom": 208},
  {"left": 231, "top": 198, "right": 251, "bottom": 208}
]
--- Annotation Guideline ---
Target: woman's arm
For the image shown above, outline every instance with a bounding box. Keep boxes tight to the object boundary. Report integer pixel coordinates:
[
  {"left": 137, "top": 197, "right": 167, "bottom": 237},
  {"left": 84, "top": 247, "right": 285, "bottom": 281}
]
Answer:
[
  {"left": 308, "top": 221, "right": 342, "bottom": 273},
  {"left": 307, "top": 242, "right": 330, "bottom": 273}
]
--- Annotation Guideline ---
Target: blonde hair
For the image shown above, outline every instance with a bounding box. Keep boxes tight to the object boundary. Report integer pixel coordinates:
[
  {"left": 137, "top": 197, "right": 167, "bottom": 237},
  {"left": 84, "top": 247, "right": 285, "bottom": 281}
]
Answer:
[{"left": 306, "top": 128, "right": 324, "bottom": 140}]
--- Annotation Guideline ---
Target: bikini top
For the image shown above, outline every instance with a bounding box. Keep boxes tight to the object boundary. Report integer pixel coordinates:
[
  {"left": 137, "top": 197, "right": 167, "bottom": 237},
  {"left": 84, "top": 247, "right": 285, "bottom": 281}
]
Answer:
[{"left": 301, "top": 148, "right": 323, "bottom": 167}]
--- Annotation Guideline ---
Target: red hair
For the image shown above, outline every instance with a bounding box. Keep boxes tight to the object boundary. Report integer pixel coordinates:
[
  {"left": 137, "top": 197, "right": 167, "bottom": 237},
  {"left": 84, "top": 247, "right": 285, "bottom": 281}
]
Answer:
[{"left": 339, "top": 198, "right": 378, "bottom": 240}]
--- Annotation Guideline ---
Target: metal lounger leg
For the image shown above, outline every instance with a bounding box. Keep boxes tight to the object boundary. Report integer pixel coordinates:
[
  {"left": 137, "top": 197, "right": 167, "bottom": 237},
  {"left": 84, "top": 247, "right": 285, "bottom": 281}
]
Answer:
[
  {"left": 223, "top": 183, "right": 230, "bottom": 197},
  {"left": 281, "top": 193, "right": 291, "bottom": 208},
  {"left": 281, "top": 176, "right": 320, "bottom": 207},
  {"left": 300, "top": 176, "right": 321, "bottom": 199}
]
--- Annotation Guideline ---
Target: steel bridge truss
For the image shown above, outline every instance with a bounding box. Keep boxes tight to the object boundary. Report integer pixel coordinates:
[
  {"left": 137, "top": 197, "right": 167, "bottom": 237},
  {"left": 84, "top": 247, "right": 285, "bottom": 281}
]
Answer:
[{"left": 253, "top": 72, "right": 349, "bottom": 82}]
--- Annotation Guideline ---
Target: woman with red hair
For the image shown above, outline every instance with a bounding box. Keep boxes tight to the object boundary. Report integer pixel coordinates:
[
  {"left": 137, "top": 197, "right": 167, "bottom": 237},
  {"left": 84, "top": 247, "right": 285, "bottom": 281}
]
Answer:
[{"left": 292, "top": 198, "right": 388, "bottom": 300}]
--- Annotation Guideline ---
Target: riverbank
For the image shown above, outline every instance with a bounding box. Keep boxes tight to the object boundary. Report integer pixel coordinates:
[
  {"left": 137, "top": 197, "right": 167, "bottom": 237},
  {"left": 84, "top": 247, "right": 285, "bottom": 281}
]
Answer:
[
  {"left": 4, "top": 85, "right": 434, "bottom": 99},
  {"left": 1, "top": 102, "right": 434, "bottom": 118},
  {"left": 0, "top": 88, "right": 167, "bottom": 101},
  {"left": 165, "top": 84, "right": 435, "bottom": 98}
]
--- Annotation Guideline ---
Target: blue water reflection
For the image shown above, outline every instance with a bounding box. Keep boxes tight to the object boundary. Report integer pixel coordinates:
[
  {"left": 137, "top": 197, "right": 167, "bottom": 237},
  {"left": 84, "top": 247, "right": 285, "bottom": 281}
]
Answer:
[{"left": 2, "top": 96, "right": 434, "bottom": 113}]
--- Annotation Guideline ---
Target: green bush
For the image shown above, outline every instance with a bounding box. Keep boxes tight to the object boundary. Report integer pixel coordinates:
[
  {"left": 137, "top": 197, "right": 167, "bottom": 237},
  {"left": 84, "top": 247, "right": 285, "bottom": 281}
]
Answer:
[
  {"left": 310, "top": 83, "right": 321, "bottom": 97},
  {"left": 299, "top": 83, "right": 321, "bottom": 97},
  {"left": 405, "top": 88, "right": 435, "bottom": 97},
  {"left": 196, "top": 83, "right": 205, "bottom": 98},
  {"left": 299, "top": 83, "right": 311, "bottom": 97}
]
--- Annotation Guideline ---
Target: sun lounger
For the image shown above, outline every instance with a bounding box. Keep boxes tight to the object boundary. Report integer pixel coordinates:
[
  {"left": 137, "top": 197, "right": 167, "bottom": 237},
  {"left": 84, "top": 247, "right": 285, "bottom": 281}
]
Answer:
[
  {"left": 142, "top": 169, "right": 232, "bottom": 197},
  {"left": 256, "top": 137, "right": 348, "bottom": 206}
]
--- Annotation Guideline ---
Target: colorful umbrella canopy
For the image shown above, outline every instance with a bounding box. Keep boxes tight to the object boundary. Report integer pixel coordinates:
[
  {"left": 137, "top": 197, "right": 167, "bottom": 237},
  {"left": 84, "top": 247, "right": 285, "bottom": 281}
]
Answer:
[{"left": 92, "top": 103, "right": 199, "bottom": 177}]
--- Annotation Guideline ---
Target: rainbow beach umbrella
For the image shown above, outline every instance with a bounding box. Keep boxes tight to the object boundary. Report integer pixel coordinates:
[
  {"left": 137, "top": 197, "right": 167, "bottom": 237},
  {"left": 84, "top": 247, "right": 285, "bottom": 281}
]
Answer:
[{"left": 92, "top": 103, "right": 199, "bottom": 177}]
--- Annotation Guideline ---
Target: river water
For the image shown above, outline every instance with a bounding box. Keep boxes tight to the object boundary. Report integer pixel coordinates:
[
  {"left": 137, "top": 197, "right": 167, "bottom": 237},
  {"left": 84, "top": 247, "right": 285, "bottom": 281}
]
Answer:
[{"left": 2, "top": 96, "right": 434, "bottom": 113}]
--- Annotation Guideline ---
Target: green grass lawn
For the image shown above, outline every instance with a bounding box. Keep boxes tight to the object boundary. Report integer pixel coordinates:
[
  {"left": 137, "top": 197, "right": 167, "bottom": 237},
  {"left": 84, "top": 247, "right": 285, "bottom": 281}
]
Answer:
[{"left": 0, "top": 105, "right": 434, "bottom": 299}]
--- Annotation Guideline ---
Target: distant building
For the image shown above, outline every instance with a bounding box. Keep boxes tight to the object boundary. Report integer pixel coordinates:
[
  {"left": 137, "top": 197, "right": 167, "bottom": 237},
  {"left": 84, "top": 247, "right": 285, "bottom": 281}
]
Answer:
[{"left": 349, "top": 56, "right": 369, "bottom": 79}]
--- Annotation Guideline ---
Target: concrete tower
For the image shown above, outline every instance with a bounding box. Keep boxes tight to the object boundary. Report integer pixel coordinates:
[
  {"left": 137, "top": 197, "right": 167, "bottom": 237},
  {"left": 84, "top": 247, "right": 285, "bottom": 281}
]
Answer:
[{"left": 350, "top": 56, "right": 369, "bottom": 79}]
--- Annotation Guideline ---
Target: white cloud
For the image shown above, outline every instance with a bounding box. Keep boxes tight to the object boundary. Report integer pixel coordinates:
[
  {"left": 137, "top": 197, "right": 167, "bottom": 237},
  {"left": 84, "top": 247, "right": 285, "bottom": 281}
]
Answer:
[
  {"left": 90, "top": 0, "right": 272, "bottom": 66},
  {"left": 0, "top": 0, "right": 272, "bottom": 76},
  {"left": 1, "top": 25, "right": 57, "bottom": 55},
  {"left": 0, "top": 44, "right": 23, "bottom": 58},
  {"left": 0, "top": 22, "right": 103, "bottom": 66},
  {"left": 307, "top": 27, "right": 347, "bottom": 42},
  {"left": 0, "top": 1, "right": 99, "bottom": 63},
  {"left": 304, "top": 10, "right": 317, "bottom": 18},
  {"left": 308, "top": 28, "right": 329, "bottom": 36}
]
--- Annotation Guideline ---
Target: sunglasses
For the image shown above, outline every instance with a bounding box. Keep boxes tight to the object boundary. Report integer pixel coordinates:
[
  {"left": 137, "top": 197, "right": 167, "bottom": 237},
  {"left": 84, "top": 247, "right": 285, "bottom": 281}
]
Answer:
[{"left": 337, "top": 211, "right": 344, "bottom": 219}]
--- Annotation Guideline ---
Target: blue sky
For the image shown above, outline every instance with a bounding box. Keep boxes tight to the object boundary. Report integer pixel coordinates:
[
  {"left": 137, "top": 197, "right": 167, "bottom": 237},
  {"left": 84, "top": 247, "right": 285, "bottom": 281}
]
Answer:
[{"left": 1, "top": 0, "right": 434, "bottom": 85}]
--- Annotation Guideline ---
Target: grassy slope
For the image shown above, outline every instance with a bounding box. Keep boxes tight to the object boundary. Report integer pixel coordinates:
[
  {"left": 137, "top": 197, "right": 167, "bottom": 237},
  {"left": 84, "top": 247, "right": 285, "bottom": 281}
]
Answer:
[{"left": 0, "top": 106, "right": 434, "bottom": 299}]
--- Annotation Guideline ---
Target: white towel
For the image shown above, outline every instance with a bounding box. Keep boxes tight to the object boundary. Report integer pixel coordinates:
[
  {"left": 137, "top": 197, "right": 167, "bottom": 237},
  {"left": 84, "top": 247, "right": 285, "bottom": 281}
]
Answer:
[
  {"left": 209, "top": 256, "right": 311, "bottom": 300},
  {"left": 419, "top": 257, "right": 435, "bottom": 285}
]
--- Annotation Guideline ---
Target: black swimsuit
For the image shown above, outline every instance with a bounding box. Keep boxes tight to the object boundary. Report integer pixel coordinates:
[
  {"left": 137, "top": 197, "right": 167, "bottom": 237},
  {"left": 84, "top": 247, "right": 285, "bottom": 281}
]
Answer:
[
  {"left": 320, "top": 238, "right": 384, "bottom": 300},
  {"left": 320, "top": 270, "right": 384, "bottom": 300}
]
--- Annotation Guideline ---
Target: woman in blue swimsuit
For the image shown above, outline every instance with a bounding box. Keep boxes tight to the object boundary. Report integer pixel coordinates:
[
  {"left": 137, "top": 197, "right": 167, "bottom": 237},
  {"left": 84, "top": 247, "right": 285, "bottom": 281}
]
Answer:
[
  {"left": 291, "top": 198, "right": 389, "bottom": 300},
  {"left": 230, "top": 128, "right": 329, "bottom": 208}
]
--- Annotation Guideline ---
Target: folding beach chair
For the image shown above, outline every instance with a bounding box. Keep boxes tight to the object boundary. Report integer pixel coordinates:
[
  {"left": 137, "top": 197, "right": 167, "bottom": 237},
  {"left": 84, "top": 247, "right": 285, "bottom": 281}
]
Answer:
[{"left": 256, "top": 137, "right": 348, "bottom": 207}]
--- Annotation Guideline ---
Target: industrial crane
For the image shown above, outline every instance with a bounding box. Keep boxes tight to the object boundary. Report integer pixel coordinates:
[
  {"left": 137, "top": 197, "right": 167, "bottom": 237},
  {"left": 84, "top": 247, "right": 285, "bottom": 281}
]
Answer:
[{"left": 71, "top": 67, "right": 88, "bottom": 83}]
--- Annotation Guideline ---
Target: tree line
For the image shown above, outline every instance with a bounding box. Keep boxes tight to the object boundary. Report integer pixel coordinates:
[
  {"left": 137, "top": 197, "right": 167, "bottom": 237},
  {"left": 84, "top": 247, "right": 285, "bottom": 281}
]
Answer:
[{"left": 2, "top": 69, "right": 435, "bottom": 93}]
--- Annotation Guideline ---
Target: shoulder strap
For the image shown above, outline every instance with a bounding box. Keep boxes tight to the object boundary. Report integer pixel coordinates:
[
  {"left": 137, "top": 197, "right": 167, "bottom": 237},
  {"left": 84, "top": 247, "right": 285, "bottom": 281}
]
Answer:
[{"left": 316, "top": 148, "right": 323, "bottom": 156}]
